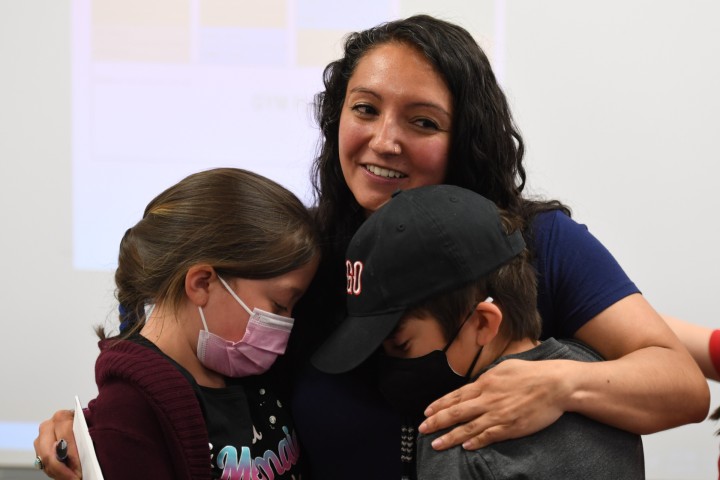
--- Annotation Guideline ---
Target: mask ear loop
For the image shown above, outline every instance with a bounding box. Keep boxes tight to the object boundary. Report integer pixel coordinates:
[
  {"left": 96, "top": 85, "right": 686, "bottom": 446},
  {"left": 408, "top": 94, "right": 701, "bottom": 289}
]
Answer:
[
  {"left": 442, "top": 314, "right": 471, "bottom": 353},
  {"left": 198, "top": 306, "right": 210, "bottom": 332},
  {"left": 441, "top": 297, "right": 493, "bottom": 377},
  {"left": 217, "top": 275, "right": 253, "bottom": 315},
  {"left": 464, "top": 347, "right": 483, "bottom": 379},
  {"left": 145, "top": 303, "right": 156, "bottom": 322},
  {"left": 464, "top": 296, "right": 494, "bottom": 379},
  {"left": 442, "top": 296, "right": 494, "bottom": 353}
]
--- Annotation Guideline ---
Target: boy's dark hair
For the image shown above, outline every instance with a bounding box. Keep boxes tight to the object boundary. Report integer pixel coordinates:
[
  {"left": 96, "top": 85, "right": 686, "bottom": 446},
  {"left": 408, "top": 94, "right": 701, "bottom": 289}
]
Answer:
[{"left": 406, "top": 211, "right": 541, "bottom": 343}]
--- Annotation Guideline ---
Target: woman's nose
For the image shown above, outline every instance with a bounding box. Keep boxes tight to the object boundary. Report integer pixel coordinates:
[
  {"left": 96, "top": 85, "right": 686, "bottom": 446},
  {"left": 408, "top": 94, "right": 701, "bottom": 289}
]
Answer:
[{"left": 369, "top": 117, "right": 402, "bottom": 156}]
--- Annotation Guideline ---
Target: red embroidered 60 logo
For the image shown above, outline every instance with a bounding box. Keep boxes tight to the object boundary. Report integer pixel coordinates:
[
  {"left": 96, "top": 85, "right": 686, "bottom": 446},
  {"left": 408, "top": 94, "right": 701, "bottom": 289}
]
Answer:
[{"left": 346, "top": 260, "right": 363, "bottom": 295}]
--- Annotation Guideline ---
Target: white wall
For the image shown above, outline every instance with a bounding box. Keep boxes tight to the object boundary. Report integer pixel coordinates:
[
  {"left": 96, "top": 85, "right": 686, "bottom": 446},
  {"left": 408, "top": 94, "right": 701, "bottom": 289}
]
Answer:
[
  {"left": 0, "top": 1, "right": 717, "bottom": 478},
  {"left": 506, "top": 2, "right": 720, "bottom": 478},
  {"left": 0, "top": 0, "right": 116, "bottom": 468}
]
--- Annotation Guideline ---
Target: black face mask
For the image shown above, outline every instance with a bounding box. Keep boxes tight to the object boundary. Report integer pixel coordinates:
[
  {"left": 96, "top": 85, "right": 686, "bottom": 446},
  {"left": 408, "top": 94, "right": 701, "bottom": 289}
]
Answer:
[
  {"left": 376, "top": 350, "right": 471, "bottom": 422},
  {"left": 376, "top": 338, "right": 482, "bottom": 423},
  {"left": 376, "top": 302, "right": 490, "bottom": 421}
]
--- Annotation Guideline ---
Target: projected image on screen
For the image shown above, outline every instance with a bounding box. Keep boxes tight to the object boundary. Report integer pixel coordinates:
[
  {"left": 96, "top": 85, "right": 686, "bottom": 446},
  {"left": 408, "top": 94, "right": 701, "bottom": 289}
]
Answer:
[
  {"left": 72, "top": 0, "right": 501, "bottom": 271},
  {"left": 72, "top": 0, "right": 400, "bottom": 270},
  {"left": 3, "top": 0, "right": 503, "bottom": 463}
]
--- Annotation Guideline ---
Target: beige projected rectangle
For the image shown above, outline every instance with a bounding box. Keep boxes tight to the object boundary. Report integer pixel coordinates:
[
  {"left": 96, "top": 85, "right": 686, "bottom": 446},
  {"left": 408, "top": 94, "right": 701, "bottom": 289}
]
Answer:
[
  {"left": 92, "top": 0, "right": 190, "bottom": 27},
  {"left": 201, "top": 0, "right": 286, "bottom": 28},
  {"left": 91, "top": 0, "right": 190, "bottom": 62},
  {"left": 296, "top": 29, "right": 346, "bottom": 68}
]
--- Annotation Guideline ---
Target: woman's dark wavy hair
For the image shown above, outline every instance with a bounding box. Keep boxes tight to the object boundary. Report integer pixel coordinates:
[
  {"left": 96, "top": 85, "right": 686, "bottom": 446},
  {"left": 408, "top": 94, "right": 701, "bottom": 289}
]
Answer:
[{"left": 310, "top": 14, "right": 568, "bottom": 259}]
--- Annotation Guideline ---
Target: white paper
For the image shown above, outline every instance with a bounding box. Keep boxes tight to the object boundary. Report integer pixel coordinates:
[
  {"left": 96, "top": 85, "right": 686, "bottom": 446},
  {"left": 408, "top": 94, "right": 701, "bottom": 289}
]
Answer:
[{"left": 73, "top": 396, "right": 105, "bottom": 480}]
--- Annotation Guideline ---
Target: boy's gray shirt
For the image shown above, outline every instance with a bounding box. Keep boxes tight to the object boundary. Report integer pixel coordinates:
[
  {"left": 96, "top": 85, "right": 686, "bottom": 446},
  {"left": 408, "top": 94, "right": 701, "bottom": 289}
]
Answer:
[{"left": 416, "top": 338, "right": 644, "bottom": 480}]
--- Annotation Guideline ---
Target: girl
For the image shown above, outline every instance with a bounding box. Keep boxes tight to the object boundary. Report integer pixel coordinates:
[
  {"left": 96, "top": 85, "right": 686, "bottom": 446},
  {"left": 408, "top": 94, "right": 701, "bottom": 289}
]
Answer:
[{"left": 35, "top": 168, "right": 319, "bottom": 479}]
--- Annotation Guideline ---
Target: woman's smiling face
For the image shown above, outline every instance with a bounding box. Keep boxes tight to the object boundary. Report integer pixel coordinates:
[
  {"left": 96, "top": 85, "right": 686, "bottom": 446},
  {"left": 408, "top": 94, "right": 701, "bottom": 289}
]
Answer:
[{"left": 338, "top": 41, "right": 453, "bottom": 214}]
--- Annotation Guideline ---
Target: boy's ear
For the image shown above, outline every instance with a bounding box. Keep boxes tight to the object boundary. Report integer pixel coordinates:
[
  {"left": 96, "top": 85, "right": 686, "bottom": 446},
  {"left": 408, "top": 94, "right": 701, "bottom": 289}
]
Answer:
[
  {"left": 471, "top": 300, "right": 503, "bottom": 347},
  {"left": 185, "top": 264, "right": 215, "bottom": 307}
]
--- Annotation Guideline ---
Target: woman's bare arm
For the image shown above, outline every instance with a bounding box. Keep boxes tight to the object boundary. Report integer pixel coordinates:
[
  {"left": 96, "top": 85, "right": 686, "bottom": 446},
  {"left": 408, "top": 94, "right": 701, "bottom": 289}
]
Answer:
[
  {"left": 664, "top": 314, "right": 718, "bottom": 381},
  {"left": 419, "top": 294, "right": 710, "bottom": 450}
]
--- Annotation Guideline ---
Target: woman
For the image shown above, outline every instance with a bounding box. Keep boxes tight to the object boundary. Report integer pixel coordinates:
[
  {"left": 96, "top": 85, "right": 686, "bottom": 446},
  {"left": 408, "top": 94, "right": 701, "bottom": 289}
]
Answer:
[
  {"left": 35, "top": 14, "right": 709, "bottom": 480},
  {"left": 289, "top": 14, "right": 708, "bottom": 479}
]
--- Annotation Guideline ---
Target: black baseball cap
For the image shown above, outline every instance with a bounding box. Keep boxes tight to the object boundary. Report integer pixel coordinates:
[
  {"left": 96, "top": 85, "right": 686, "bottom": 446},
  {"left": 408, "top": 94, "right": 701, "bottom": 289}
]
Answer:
[{"left": 311, "top": 185, "right": 525, "bottom": 374}]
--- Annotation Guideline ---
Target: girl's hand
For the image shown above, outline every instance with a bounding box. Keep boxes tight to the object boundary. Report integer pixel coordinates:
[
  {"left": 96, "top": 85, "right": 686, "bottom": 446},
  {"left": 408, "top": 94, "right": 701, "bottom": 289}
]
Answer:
[
  {"left": 33, "top": 409, "right": 82, "bottom": 480},
  {"left": 418, "top": 358, "right": 570, "bottom": 450}
]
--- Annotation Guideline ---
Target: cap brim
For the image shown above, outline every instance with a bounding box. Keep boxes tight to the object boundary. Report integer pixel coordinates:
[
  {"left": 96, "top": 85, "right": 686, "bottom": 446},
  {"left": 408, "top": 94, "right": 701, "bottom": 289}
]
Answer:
[{"left": 311, "top": 310, "right": 403, "bottom": 374}]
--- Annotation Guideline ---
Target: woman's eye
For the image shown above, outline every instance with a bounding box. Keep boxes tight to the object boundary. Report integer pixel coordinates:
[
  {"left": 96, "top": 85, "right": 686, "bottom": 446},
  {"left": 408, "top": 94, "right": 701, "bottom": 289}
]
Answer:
[
  {"left": 351, "top": 103, "right": 377, "bottom": 116},
  {"left": 413, "top": 118, "right": 440, "bottom": 130}
]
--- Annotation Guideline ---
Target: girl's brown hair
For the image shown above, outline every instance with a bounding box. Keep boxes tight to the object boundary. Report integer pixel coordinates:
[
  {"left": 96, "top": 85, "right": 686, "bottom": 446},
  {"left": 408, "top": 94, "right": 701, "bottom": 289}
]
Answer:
[{"left": 104, "top": 168, "right": 318, "bottom": 339}]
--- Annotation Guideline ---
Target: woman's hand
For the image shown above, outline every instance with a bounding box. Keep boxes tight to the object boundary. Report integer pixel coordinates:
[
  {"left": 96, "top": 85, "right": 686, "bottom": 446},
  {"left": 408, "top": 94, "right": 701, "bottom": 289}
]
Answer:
[
  {"left": 33, "top": 409, "right": 82, "bottom": 480},
  {"left": 418, "top": 358, "right": 570, "bottom": 450},
  {"left": 419, "top": 294, "right": 710, "bottom": 451}
]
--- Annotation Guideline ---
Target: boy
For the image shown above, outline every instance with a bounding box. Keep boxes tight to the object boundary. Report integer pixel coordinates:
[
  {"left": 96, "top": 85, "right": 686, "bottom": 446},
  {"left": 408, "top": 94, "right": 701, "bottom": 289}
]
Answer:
[{"left": 312, "top": 185, "right": 644, "bottom": 479}]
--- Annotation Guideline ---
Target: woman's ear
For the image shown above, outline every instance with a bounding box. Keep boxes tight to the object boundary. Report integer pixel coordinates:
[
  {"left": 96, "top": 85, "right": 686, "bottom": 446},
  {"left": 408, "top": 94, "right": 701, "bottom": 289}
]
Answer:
[
  {"left": 185, "top": 265, "right": 215, "bottom": 307},
  {"left": 471, "top": 300, "right": 503, "bottom": 347}
]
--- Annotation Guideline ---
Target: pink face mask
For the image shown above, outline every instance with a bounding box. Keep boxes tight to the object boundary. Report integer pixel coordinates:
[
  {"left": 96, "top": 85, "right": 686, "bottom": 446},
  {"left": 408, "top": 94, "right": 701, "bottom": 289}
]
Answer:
[{"left": 196, "top": 276, "right": 294, "bottom": 377}]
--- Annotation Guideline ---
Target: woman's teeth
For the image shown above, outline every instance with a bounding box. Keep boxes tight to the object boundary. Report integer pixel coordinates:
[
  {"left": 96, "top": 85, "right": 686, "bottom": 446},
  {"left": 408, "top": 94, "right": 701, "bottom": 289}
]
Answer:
[{"left": 365, "top": 165, "right": 406, "bottom": 179}]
